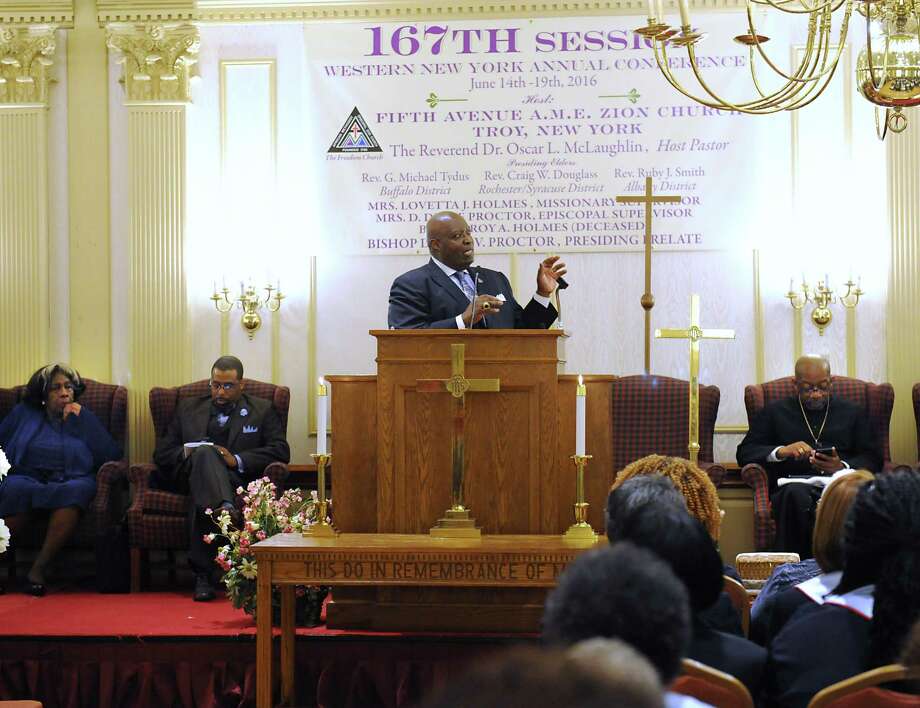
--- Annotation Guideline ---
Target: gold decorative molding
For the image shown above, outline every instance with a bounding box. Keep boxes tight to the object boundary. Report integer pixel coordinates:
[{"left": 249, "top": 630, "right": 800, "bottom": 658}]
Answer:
[
  {"left": 752, "top": 249, "right": 765, "bottom": 384},
  {"left": 96, "top": 0, "right": 746, "bottom": 25},
  {"left": 0, "top": 25, "right": 55, "bottom": 106},
  {"left": 106, "top": 23, "right": 198, "bottom": 103},
  {"left": 0, "top": 0, "right": 71, "bottom": 27}
]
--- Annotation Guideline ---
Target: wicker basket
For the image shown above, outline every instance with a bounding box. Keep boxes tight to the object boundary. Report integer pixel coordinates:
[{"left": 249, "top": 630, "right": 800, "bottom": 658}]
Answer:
[{"left": 735, "top": 552, "right": 800, "bottom": 584}]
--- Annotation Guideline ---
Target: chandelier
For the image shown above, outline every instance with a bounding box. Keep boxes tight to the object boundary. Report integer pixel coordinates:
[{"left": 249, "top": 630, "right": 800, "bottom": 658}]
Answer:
[{"left": 638, "top": 0, "right": 920, "bottom": 138}]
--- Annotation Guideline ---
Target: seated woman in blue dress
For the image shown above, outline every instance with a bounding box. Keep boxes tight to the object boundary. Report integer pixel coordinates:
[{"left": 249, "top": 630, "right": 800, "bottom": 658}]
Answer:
[{"left": 0, "top": 364, "right": 122, "bottom": 595}]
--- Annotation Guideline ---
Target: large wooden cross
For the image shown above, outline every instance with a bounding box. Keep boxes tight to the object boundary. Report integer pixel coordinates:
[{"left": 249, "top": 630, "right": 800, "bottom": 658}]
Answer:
[
  {"left": 416, "top": 343, "right": 500, "bottom": 537},
  {"left": 616, "top": 176, "right": 681, "bottom": 375},
  {"left": 655, "top": 294, "right": 734, "bottom": 465}
]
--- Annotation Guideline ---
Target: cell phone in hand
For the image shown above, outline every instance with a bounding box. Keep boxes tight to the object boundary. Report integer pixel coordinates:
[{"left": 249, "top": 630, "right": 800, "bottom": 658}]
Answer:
[{"left": 813, "top": 446, "right": 836, "bottom": 455}]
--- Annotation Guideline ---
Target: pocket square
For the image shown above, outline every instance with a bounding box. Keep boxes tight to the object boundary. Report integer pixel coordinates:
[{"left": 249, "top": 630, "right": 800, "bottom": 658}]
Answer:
[{"left": 243, "top": 425, "right": 259, "bottom": 434}]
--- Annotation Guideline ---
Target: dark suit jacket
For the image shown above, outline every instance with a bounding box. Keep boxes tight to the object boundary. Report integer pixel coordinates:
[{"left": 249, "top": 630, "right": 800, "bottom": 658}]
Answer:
[
  {"left": 153, "top": 393, "right": 290, "bottom": 480},
  {"left": 689, "top": 618, "right": 767, "bottom": 699},
  {"left": 736, "top": 396, "right": 881, "bottom": 488},
  {"left": 388, "top": 259, "right": 558, "bottom": 329},
  {"left": 766, "top": 604, "right": 870, "bottom": 708}
]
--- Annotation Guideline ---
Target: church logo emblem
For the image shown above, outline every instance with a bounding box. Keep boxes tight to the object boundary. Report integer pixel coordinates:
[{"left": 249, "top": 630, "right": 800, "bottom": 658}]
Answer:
[{"left": 328, "top": 107, "right": 382, "bottom": 153}]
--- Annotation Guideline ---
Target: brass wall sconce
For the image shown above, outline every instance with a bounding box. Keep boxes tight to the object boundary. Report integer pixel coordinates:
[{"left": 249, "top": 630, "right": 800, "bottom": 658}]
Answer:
[
  {"left": 211, "top": 281, "right": 284, "bottom": 339},
  {"left": 786, "top": 277, "right": 863, "bottom": 336}
]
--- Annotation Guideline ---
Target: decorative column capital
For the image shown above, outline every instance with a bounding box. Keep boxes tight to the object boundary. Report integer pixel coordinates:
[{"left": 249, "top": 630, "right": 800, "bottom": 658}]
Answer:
[
  {"left": 106, "top": 23, "right": 199, "bottom": 103},
  {"left": 0, "top": 25, "right": 56, "bottom": 107}
]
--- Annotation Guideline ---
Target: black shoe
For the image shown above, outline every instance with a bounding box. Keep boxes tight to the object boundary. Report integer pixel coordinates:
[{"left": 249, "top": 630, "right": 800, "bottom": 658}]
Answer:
[
  {"left": 26, "top": 581, "right": 46, "bottom": 597},
  {"left": 220, "top": 502, "right": 242, "bottom": 529},
  {"left": 193, "top": 574, "right": 215, "bottom": 602}
]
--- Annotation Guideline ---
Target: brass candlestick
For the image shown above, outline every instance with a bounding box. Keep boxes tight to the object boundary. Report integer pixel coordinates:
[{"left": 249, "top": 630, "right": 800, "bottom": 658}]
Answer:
[
  {"left": 303, "top": 453, "right": 337, "bottom": 537},
  {"left": 564, "top": 454, "right": 596, "bottom": 540}
]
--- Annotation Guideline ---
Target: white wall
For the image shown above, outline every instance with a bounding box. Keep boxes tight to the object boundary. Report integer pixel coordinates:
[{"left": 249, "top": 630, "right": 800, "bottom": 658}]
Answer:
[{"left": 94, "top": 18, "right": 888, "bottom": 464}]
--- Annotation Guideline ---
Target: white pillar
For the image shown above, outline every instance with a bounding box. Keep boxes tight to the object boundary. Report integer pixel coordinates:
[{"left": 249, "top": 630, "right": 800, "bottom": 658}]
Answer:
[
  {"left": 886, "top": 119, "right": 920, "bottom": 463},
  {"left": 0, "top": 26, "right": 55, "bottom": 385},
  {"left": 108, "top": 23, "right": 198, "bottom": 461}
]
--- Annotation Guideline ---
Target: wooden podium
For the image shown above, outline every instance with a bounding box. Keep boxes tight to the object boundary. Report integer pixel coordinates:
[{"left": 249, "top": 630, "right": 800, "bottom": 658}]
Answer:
[{"left": 326, "top": 330, "right": 615, "bottom": 631}]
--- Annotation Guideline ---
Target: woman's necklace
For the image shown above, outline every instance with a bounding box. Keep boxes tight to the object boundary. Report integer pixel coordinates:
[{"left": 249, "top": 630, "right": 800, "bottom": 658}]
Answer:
[{"left": 798, "top": 396, "right": 830, "bottom": 445}]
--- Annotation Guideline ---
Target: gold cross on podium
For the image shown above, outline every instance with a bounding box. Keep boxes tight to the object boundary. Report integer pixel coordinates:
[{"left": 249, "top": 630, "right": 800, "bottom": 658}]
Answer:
[
  {"left": 616, "top": 176, "right": 681, "bottom": 375},
  {"left": 416, "top": 343, "right": 501, "bottom": 538},
  {"left": 655, "top": 294, "right": 734, "bottom": 465}
]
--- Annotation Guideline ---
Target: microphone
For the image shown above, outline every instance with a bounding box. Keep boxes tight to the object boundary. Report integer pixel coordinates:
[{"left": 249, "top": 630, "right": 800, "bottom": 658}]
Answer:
[
  {"left": 557, "top": 276, "right": 570, "bottom": 290},
  {"left": 471, "top": 267, "right": 487, "bottom": 328}
]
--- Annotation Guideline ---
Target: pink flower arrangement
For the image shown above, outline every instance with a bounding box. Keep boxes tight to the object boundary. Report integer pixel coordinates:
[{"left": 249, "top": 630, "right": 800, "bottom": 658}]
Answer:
[{"left": 207, "top": 477, "right": 330, "bottom": 617}]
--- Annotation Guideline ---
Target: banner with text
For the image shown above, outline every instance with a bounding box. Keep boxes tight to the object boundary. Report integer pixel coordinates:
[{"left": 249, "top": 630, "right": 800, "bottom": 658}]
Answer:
[{"left": 306, "top": 16, "right": 790, "bottom": 254}]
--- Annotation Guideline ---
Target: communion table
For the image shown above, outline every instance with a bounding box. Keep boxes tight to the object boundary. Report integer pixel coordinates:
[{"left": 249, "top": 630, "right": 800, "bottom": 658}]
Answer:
[{"left": 251, "top": 532, "right": 607, "bottom": 708}]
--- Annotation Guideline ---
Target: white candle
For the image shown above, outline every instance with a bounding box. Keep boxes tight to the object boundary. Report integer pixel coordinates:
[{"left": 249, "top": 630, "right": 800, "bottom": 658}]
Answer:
[
  {"left": 657, "top": 0, "right": 664, "bottom": 21},
  {"left": 678, "top": 0, "right": 691, "bottom": 27},
  {"left": 788, "top": 278, "right": 794, "bottom": 293},
  {"left": 647, "top": 0, "right": 656, "bottom": 19},
  {"left": 576, "top": 375, "right": 586, "bottom": 456},
  {"left": 316, "top": 377, "right": 328, "bottom": 455}
]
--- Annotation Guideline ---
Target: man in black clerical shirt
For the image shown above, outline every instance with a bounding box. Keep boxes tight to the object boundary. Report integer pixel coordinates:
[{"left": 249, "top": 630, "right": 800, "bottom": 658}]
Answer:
[
  {"left": 736, "top": 355, "right": 881, "bottom": 557},
  {"left": 387, "top": 211, "right": 566, "bottom": 329}
]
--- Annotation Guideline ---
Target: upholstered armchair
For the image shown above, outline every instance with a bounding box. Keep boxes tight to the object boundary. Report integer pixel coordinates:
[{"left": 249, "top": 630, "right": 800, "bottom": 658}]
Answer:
[
  {"left": 0, "top": 379, "right": 128, "bottom": 578},
  {"left": 610, "top": 375, "right": 726, "bottom": 487},
  {"left": 126, "top": 379, "right": 290, "bottom": 591},
  {"left": 741, "top": 376, "right": 894, "bottom": 551},
  {"left": 913, "top": 383, "right": 920, "bottom": 463}
]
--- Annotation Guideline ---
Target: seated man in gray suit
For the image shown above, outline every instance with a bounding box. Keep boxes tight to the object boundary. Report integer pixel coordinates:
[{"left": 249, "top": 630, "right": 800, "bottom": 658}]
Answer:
[
  {"left": 388, "top": 211, "right": 567, "bottom": 329},
  {"left": 153, "top": 355, "right": 290, "bottom": 601}
]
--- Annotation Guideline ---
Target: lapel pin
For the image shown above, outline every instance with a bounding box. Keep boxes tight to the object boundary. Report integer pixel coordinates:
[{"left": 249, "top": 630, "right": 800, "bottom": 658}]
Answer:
[{"left": 240, "top": 408, "right": 248, "bottom": 417}]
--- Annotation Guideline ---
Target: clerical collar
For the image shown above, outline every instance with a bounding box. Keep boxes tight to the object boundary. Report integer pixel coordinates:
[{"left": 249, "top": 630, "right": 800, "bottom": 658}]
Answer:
[{"left": 430, "top": 256, "right": 475, "bottom": 278}]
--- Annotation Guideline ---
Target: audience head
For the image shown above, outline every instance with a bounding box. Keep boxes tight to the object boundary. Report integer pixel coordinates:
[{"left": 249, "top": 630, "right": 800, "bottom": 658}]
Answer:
[
  {"left": 606, "top": 475, "right": 687, "bottom": 542},
  {"left": 417, "top": 644, "right": 664, "bottom": 708},
  {"left": 812, "top": 469, "right": 874, "bottom": 573},
  {"left": 568, "top": 638, "right": 665, "bottom": 707},
  {"left": 210, "top": 355, "right": 245, "bottom": 407},
  {"left": 839, "top": 469, "right": 920, "bottom": 666},
  {"left": 24, "top": 363, "right": 85, "bottom": 415},
  {"left": 426, "top": 211, "right": 474, "bottom": 271},
  {"left": 613, "top": 504, "right": 724, "bottom": 614},
  {"left": 794, "top": 354, "right": 832, "bottom": 412},
  {"left": 612, "top": 455, "right": 722, "bottom": 540},
  {"left": 542, "top": 543, "right": 691, "bottom": 684}
]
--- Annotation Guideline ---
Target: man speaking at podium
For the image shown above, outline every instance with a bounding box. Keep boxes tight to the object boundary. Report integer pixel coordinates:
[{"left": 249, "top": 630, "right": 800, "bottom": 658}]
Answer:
[{"left": 388, "top": 211, "right": 567, "bottom": 329}]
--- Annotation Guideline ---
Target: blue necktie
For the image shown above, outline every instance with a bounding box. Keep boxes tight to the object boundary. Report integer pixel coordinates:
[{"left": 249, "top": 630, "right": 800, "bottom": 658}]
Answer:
[{"left": 454, "top": 270, "right": 476, "bottom": 301}]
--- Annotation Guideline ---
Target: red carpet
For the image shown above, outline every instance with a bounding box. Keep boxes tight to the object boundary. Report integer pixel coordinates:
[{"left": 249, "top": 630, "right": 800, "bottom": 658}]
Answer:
[
  {"left": 0, "top": 591, "right": 534, "bottom": 707},
  {"left": 0, "top": 591, "right": 259, "bottom": 638}
]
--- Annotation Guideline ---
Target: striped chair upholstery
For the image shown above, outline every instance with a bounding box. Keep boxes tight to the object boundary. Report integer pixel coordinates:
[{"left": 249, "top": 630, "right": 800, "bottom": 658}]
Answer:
[
  {"left": 126, "top": 379, "right": 289, "bottom": 591},
  {"left": 0, "top": 379, "right": 128, "bottom": 575},
  {"left": 741, "top": 375, "right": 894, "bottom": 551},
  {"left": 913, "top": 383, "right": 920, "bottom": 463},
  {"left": 611, "top": 375, "right": 726, "bottom": 487}
]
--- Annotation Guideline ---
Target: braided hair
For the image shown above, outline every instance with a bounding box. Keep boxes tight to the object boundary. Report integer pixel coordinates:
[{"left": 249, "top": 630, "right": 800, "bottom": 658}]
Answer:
[
  {"left": 611, "top": 455, "right": 722, "bottom": 540},
  {"left": 840, "top": 469, "right": 920, "bottom": 666}
]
